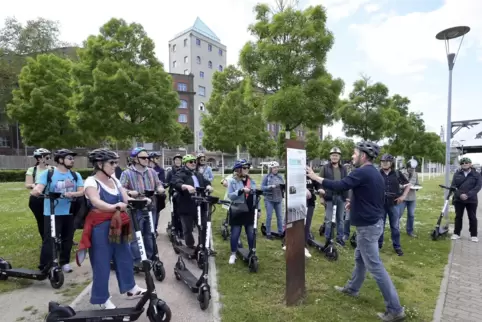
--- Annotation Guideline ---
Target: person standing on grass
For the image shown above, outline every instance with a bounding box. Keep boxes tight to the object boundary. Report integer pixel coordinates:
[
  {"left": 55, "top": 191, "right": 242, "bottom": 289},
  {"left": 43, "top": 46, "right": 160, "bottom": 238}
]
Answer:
[
  {"left": 25, "top": 148, "right": 52, "bottom": 242},
  {"left": 306, "top": 141, "right": 405, "bottom": 322},
  {"left": 450, "top": 157, "right": 482, "bottom": 242},
  {"left": 399, "top": 161, "right": 419, "bottom": 237},
  {"left": 261, "top": 161, "right": 285, "bottom": 240}
]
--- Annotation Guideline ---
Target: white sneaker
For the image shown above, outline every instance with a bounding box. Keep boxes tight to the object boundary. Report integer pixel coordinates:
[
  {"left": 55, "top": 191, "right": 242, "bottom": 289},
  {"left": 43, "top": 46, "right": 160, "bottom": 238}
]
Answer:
[
  {"left": 304, "top": 248, "right": 312, "bottom": 258},
  {"left": 451, "top": 234, "right": 460, "bottom": 240},
  {"left": 228, "top": 254, "right": 236, "bottom": 264},
  {"left": 96, "top": 297, "right": 116, "bottom": 309},
  {"left": 471, "top": 237, "right": 479, "bottom": 243},
  {"left": 62, "top": 264, "right": 73, "bottom": 273},
  {"left": 126, "top": 285, "right": 147, "bottom": 299},
  {"left": 282, "top": 245, "right": 286, "bottom": 251}
]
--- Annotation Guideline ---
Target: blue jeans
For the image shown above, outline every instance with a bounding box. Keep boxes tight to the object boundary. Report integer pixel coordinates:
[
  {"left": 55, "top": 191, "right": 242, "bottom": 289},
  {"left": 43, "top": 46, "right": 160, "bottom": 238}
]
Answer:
[
  {"left": 264, "top": 200, "right": 283, "bottom": 235},
  {"left": 378, "top": 204, "right": 401, "bottom": 249},
  {"left": 130, "top": 209, "right": 156, "bottom": 263},
  {"left": 399, "top": 200, "right": 416, "bottom": 235},
  {"left": 344, "top": 210, "right": 351, "bottom": 240},
  {"left": 90, "top": 221, "right": 135, "bottom": 304},
  {"left": 324, "top": 196, "right": 345, "bottom": 240},
  {"left": 345, "top": 220, "right": 403, "bottom": 315},
  {"left": 230, "top": 225, "right": 254, "bottom": 253}
]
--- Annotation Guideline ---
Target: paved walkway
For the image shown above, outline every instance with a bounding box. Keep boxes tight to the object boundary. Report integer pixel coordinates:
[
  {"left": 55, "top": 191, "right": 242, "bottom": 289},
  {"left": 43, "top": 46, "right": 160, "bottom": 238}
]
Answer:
[{"left": 434, "top": 191, "right": 482, "bottom": 322}]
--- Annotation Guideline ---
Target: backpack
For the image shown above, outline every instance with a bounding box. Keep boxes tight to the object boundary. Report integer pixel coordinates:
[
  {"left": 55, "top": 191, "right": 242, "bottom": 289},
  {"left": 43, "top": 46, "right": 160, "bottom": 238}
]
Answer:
[{"left": 46, "top": 168, "right": 89, "bottom": 230}]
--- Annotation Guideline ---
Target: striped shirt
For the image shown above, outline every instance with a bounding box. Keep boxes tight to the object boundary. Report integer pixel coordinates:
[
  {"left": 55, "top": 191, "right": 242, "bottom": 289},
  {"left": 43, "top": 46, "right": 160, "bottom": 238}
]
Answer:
[{"left": 120, "top": 165, "right": 161, "bottom": 193}]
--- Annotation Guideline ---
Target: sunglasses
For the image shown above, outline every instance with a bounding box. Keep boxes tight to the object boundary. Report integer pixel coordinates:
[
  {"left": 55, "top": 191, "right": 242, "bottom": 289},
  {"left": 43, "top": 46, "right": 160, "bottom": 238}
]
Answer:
[
  {"left": 461, "top": 162, "right": 469, "bottom": 165},
  {"left": 109, "top": 160, "right": 119, "bottom": 166},
  {"left": 43, "top": 156, "right": 51, "bottom": 160},
  {"left": 138, "top": 156, "right": 149, "bottom": 160},
  {"left": 199, "top": 158, "right": 206, "bottom": 161},
  {"left": 65, "top": 156, "right": 75, "bottom": 161},
  {"left": 187, "top": 160, "right": 196, "bottom": 164},
  {"left": 242, "top": 166, "right": 250, "bottom": 170}
]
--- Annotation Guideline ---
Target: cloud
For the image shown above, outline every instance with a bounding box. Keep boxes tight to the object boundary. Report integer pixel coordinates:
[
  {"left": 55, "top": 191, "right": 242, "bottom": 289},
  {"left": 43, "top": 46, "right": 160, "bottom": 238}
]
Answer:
[
  {"left": 310, "top": 0, "right": 373, "bottom": 21},
  {"left": 350, "top": 0, "right": 482, "bottom": 76},
  {"left": 364, "top": 3, "right": 380, "bottom": 13}
]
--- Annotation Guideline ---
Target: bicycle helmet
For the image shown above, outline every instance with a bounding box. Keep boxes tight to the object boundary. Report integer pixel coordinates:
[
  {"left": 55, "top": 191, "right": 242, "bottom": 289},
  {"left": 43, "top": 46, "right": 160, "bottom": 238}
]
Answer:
[
  {"left": 330, "top": 147, "right": 342, "bottom": 155},
  {"left": 268, "top": 161, "right": 279, "bottom": 168},
  {"left": 460, "top": 157, "right": 471, "bottom": 164},
  {"left": 232, "top": 159, "right": 250, "bottom": 171},
  {"left": 182, "top": 154, "right": 197, "bottom": 164},
  {"left": 53, "top": 149, "right": 77, "bottom": 163},
  {"left": 88, "top": 148, "right": 119, "bottom": 163},
  {"left": 173, "top": 153, "right": 182, "bottom": 161},
  {"left": 380, "top": 154, "right": 394, "bottom": 162},
  {"left": 355, "top": 141, "right": 379, "bottom": 159},
  {"left": 33, "top": 148, "right": 51, "bottom": 157},
  {"left": 196, "top": 153, "right": 205, "bottom": 159},
  {"left": 149, "top": 152, "right": 161, "bottom": 159},
  {"left": 130, "top": 147, "right": 147, "bottom": 158}
]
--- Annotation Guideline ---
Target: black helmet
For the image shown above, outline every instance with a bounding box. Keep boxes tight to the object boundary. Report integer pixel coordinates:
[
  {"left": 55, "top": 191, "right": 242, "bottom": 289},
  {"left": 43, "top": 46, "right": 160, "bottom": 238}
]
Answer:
[
  {"left": 88, "top": 148, "right": 119, "bottom": 164},
  {"left": 53, "top": 149, "right": 77, "bottom": 163},
  {"left": 173, "top": 154, "right": 182, "bottom": 161},
  {"left": 381, "top": 154, "right": 394, "bottom": 162},
  {"left": 149, "top": 152, "right": 161, "bottom": 159},
  {"left": 355, "top": 141, "right": 380, "bottom": 159}
]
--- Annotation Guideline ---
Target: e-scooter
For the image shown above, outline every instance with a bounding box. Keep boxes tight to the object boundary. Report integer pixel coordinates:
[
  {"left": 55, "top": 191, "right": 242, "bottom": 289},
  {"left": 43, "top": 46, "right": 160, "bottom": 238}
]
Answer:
[
  {"left": 167, "top": 191, "right": 182, "bottom": 245},
  {"left": 0, "top": 192, "right": 64, "bottom": 289},
  {"left": 236, "top": 189, "right": 263, "bottom": 273},
  {"left": 174, "top": 189, "right": 222, "bottom": 310},
  {"left": 261, "top": 184, "right": 286, "bottom": 239},
  {"left": 220, "top": 209, "right": 230, "bottom": 240},
  {"left": 305, "top": 190, "right": 327, "bottom": 253},
  {"left": 45, "top": 199, "right": 171, "bottom": 322},
  {"left": 322, "top": 193, "right": 339, "bottom": 261},
  {"left": 431, "top": 184, "right": 456, "bottom": 241}
]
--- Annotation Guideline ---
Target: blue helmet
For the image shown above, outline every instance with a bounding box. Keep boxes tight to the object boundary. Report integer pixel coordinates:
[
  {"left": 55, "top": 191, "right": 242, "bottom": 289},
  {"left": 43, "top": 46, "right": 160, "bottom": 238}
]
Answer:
[
  {"left": 380, "top": 153, "right": 394, "bottom": 162},
  {"left": 232, "top": 159, "right": 250, "bottom": 171},
  {"left": 130, "top": 147, "right": 147, "bottom": 158}
]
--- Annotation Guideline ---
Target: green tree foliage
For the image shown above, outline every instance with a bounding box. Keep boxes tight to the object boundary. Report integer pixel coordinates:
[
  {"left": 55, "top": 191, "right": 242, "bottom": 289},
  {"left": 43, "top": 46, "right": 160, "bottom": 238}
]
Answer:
[
  {"left": 305, "top": 130, "right": 320, "bottom": 160},
  {"left": 239, "top": 3, "right": 344, "bottom": 133},
  {"left": 318, "top": 134, "right": 355, "bottom": 161},
  {"left": 180, "top": 126, "right": 194, "bottom": 146},
  {"left": 69, "top": 18, "right": 180, "bottom": 145},
  {"left": 247, "top": 132, "right": 276, "bottom": 159},
  {"left": 275, "top": 129, "right": 297, "bottom": 160},
  {"left": 6, "top": 54, "right": 80, "bottom": 149}
]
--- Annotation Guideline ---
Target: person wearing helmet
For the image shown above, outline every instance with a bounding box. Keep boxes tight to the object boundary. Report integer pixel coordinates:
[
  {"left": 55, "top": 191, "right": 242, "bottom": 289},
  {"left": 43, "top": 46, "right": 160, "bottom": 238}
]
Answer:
[
  {"left": 398, "top": 160, "right": 420, "bottom": 237},
  {"left": 226, "top": 159, "right": 261, "bottom": 264},
  {"left": 148, "top": 151, "right": 167, "bottom": 231},
  {"left": 196, "top": 153, "right": 214, "bottom": 182},
  {"left": 172, "top": 154, "right": 213, "bottom": 247},
  {"left": 450, "top": 157, "right": 482, "bottom": 242},
  {"left": 260, "top": 161, "right": 285, "bottom": 239},
  {"left": 31, "top": 149, "right": 84, "bottom": 274},
  {"left": 77, "top": 148, "right": 146, "bottom": 309},
  {"left": 165, "top": 154, "right": 184, "bottom": 237},
  {"left": 378, "top": 153, "right": 410, "bottom": 256},
  {"left": 306, "top": 141, "right": 405, "bottom": 321},
  {"left": 318, "top": 147, "right": 349, "bottom": 246},
  {"left": 25, "top": 148, "right": 52, "bottom": 241},
  {"left": 119, "top": 147, "right": 165, "bottom": 267}
]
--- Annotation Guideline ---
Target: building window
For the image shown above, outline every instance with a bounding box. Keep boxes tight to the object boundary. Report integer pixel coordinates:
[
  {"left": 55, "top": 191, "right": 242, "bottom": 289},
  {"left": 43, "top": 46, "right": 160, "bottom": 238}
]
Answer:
[
  {"left": 178, "top": 114, "right": 188, "bottom": 123},
  {"left": 219, "top": 65, "right": 223, "bottom": 72},
  {"left": 208, "top": 44, "right": 212, "bottom": 52},
  {"left": 208, "top": 61, "right": 212, "bottom": 69},
  {"left": 177, "top": 82, "right": 187, "bottom": 91},
  {"left": 200, "top": 71, "right": 204, "bottom": 78},
  {"left": 0, "top": 136, "right": 9, "bottom": 147},
  {"left": 179, "top": 100, "right": 188, "bottom": 109},
  {"left": 196, "top": 38, "right": 201, "bottom": 46},
  {"left": 184, "top": 56, "right": 188, "bottom": 63},
  {"left": 184, "top": 39, "right": 187, "bottom": 47},
  {"left": 165, "top": 157, "right": 173, "bottom": 166},
  {"left": 199, "top": 102, "right": 205, "bottom": 111},
  {"left": 196, "top": 56, "right": 201, "bottom": 64},
  {"left": 219, "top": 49, "right": 223, "bottom": 56},
  {"left": 184, "top": 69, "right": 189, "bottom": 75},
  {"left": 172, "top": 61, "right": 177, "bottom": 68},
  {"left": 172, "top": 44, "right": 176, "bottom": 52},
  {"left": 198, "top": 86, "right": 206, "bottom": 97}
]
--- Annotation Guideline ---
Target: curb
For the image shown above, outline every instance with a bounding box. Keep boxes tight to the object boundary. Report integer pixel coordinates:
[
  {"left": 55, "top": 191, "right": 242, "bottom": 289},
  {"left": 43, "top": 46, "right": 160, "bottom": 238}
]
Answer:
[
  {"left": 69, "top": 281, "right": 93, "bottom": 309},
  {"left": 209, "top": 234, "right": 222, "bottom": 322},
  {"left": 432, "top": 240, "right": 455, "bottom": 322}
]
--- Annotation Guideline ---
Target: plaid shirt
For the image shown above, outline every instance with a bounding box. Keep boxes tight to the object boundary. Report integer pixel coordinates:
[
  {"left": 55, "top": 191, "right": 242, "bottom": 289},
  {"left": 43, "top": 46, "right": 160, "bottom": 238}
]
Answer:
[{"left": 120, "top": 165, "right": 161, "bottom": 193}]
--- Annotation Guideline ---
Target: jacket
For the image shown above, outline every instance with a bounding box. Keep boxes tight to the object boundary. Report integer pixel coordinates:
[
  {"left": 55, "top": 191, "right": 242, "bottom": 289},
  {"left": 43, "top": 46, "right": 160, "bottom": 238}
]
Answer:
[
  {"left": 261, "top": 173, "right": 285, "bottom": 202},
  {"left": 227, "top": 176, "right": 261, "bottom": 226},
  {"left": 172, "top": 166, "right": 212, "bottom": 215},
  {"left": 166, "top": 166, "right": 182, "bottom": 195},
  {"left": 319, "top": 163, "right": 349, "bottom": 200},
  {"left": 451, "top": 168, "right": 482, "bottom": 204}
]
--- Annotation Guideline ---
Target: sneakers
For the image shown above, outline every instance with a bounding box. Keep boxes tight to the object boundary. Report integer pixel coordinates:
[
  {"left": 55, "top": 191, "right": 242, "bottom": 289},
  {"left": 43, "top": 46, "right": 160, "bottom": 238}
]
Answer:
[
  {"left": 228, "top": 254, "right": 236, "bottom": 264},
  {"left": 334, "top": 285, "right": 358, "bottom": 297},
  {"left": 451, "top": 234, "right": 460, "bottom": 240},
  {"left": 265, "top": 235, "right": 274, "bottom": 240},
  {"left": 62, "top": 264, "right": 73, "bottom": 273},
  {"left": 281, "top": 245, "right": 286, "bottom": 251},
  {"left": 304, "top": 248, "right": 312, "bottom": 258},
  {"left": 126, "top": 285, "right": 147, "bottom": 299},
  {"left": 336, "top": 239, "right": 345, "bottom": 247},
  {"left": 377, "top": 309, "right": 406, "bottom": 321},
  {"left": 96, "top": 297, "right": 116, "bottom": 310},
  {"left": 394, "top": 248, "right": 404, "bottom": 256},
  {"left": 471, "top": 236, "right": 479, "bottom": 242}
]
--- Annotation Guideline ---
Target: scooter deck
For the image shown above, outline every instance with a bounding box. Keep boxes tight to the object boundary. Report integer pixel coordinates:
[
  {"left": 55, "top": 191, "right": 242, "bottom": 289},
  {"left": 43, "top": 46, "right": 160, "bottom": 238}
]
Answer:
[
  {"left": 4, "top": 268, "right": 47, "bottom": 280},
  {"left": 175, "top": 245, "right": 196, "bottom": 258},
  {"left": 61, "top": 307, "right": 143, "bottom": 320},
  {"left": 307, "top": 238, "right": 325, "bottom": 251},
  {"left": 176, "top": 267, "right": 200, "bottom": 292},
  {"left": 237, "top": 247, "right": 250, "bottom": 260}
]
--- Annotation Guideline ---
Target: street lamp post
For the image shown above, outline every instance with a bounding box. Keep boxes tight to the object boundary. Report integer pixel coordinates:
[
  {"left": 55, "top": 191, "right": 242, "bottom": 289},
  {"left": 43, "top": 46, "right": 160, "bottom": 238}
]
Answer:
[{"left": 435, "top": 26, "right": 470, "bottom": 205}]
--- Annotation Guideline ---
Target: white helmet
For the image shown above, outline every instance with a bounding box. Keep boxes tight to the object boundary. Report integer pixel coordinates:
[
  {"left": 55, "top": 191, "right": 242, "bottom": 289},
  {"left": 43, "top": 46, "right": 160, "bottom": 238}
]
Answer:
[
  {"left": 268, "top": 161, "right": 279, "bottom": 168},
  {"left": 329, "top": 147, "right": 342, "bottom": 155},
  {"left": 33, "top": 148, "right": 51, "bottom": 157}
]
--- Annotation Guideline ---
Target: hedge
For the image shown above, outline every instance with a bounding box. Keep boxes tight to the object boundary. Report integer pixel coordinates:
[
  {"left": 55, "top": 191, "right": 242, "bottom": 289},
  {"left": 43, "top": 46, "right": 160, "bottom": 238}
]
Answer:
[{"left": 0, "top": 168, "right": 286, "bottom": 182}]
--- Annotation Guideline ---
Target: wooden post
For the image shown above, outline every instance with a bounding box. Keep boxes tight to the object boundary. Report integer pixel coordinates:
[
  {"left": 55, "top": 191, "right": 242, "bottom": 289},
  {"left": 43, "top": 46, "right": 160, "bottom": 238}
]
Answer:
[{"left": 284, "top": 138, "right": 306, "bottom": 306}]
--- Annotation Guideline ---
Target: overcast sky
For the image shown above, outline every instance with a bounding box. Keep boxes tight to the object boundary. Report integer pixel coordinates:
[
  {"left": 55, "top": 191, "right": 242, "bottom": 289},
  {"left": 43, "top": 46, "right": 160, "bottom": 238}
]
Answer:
[{"left": 2, "top": 0, "right": 482, "bottom": 163}]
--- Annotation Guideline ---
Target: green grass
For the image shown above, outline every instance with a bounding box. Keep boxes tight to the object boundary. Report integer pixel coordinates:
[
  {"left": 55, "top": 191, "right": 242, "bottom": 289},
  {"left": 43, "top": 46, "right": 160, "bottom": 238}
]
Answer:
[
  {"left": 0, "top": 182, "right": 81, "bottom": 293},
  {"left": 210, "top": 175, "right": 451, "bottom": 322}
]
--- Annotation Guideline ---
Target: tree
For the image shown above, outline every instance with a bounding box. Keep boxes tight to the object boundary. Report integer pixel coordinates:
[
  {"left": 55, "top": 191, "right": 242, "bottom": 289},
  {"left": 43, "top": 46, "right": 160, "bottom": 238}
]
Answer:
[
  {"left": 239, "top": 3, "right": 344, "bottom": 137},
  {"left": 69, "top": 18, "right": 180, "bottom": 145},
  {"left": 334, "top": 137, "right": 355, "bottom": 160},
  {"left": 180, "top": 126, "right": 194, "bottom": 146},
  {"left": 247, "top": 131, "right": 276, "bottom": 159},
  {"left": 6, "top": 54, "right": 80, "bottom": 148},
  {"left": 275, "top": 129, "right": 297, "bottom": 160},
  {"left": 305, "top": 130, "right": 321, "bottom": 161}
]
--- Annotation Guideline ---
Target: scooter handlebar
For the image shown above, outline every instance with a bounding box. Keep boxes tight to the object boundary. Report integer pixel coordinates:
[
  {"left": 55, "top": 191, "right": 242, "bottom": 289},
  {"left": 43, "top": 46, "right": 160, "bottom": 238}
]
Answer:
[
  {"left": 217, "top": 199, "right": 231, "bottom": 206},
  {"left": 37, "top": 192, "right": 67, "bottom": 199},
  {"left": 439, "top": 184, "right": 457, "bottom": 192}
]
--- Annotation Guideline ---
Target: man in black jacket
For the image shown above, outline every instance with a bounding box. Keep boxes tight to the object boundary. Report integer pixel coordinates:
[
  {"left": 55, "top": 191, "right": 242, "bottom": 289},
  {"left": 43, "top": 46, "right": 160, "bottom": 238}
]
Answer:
[
  {"left": 172, "top": 154, "right": 213, "bottom": 247},
  {"left": 166, "top": 154, "right": 183, "bottom": 237},
  {"left": 451, "top": 157, "right": 482, "bottom": 242}
]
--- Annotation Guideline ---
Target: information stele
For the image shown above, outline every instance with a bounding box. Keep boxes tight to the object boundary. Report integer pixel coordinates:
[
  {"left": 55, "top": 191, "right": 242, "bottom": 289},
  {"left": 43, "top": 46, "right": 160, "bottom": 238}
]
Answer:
[{"left": 284, "top": 139, "right": 307, "bottom": 306}]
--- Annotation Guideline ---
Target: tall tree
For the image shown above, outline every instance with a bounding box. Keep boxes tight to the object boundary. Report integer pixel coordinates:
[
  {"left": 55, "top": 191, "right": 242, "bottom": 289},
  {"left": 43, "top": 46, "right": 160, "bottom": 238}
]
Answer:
[
  {"left": 305, "top": 130, "right": 321, "bottom": 161},
  {"left": 180, "top": 126, "right": 194, "bottom": 147},
  {"left": 6, "top": 54, "right": 80, "bottom": 149},
  {"left": 334, "top": 137, "right": 355, "bottom": 160},
  {"left": 239, "top": 3, "right": 343, "bottom": 138},
  {"left": 69, "top": 18, "right": 180, "bottom": 145},
  {"left": 247, "top": 131, "right": 276, "bottom": 159}
]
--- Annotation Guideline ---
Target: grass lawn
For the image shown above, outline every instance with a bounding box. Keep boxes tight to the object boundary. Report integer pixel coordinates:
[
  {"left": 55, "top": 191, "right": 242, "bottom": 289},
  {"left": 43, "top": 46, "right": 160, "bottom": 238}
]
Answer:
[
  {"left": 210, "top": 175, "right": 451, "bottom": 322},
  {"left": 0, "top": 182, "right": 81, "bottom": 293}
]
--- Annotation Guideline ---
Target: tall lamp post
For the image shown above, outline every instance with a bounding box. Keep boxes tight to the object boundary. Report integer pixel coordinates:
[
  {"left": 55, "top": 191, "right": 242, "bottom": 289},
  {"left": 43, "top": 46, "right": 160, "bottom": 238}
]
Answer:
[{"left": 435, "top": 26, "right": 470, "bottom": 204}]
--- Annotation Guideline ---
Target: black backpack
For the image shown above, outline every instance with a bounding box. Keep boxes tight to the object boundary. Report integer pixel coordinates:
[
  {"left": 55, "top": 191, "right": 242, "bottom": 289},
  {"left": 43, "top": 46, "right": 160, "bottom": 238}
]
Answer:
[{"left": 46, "top": 168, "right": 89, "bottom": 230}]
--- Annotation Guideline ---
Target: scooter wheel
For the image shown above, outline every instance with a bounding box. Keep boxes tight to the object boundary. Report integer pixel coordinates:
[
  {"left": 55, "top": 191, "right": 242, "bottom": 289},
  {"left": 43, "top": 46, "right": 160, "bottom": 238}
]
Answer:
[
  {"left": 173, "top": 246, "right": 180, "bottom": 254},
  {"left": 431, "top": 229, "right": 439, "bottom": 241},
  {"left": 49, "top": 270, "right": 64, "bottom": 289},
  {"left": 197, "top": 252, "right": 205, "bottom": 269},
  {"left": 319, "top": 223, "right": 326, "bottom": 236},
  {"left": 174, "top": 271, "right": 181, "bottom": 280},
  {"left": 198, "top": 290, "right": 210, "bottom": 311},
  {"left": 221, "top": 228, "right": 228, "bottom": 240},
  {"left": 249, "top": 258, "right": 259, "bottom": 273},
  {"left": 325, "top": 247, "right": 338, "bottom": 261},
  {"left": 154, "top": 262, "right": 166, "bottom": 282},
  {"left": 0, "top": 273, "right": 7, "bottom": 281},
  {"left": 176, "top": 260, "right": 186, "bottom": 271},
  {"left": 261, "top": 224, "right": 267, "bottom": 236},
  {"left": 44, "top": 310, "right": 74, "bottom": 322},
  {"left": 147, "top": 299, "right": 172, "bottom": 322}
]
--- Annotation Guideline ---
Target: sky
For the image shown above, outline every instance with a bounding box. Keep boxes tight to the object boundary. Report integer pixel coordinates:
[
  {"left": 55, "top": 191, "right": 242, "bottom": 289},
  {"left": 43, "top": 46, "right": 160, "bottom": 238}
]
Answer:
[{"left": 2, "top": 0, "right": 482, "bottom": 163}]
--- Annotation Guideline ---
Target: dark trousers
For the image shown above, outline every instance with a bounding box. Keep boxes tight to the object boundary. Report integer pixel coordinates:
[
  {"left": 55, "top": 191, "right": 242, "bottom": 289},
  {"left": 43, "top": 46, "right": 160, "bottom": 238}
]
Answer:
[
  {"left": 454, "top": 202, "right": 478, "bottom": 237},
  {"left": 305, "top": 205, "right": 315, "bottom": 244},
  {"left": 28, "top": 195, "right": 45, "bottom": 241},
  {"left": 171, "top": 198, "right": 183, "bottom": 235},
  {"left": 39, "top": 215, "right": 75, "bottom": 269},
  {"left": 180, "top": 214, "right": 196, "bottom": 247}
]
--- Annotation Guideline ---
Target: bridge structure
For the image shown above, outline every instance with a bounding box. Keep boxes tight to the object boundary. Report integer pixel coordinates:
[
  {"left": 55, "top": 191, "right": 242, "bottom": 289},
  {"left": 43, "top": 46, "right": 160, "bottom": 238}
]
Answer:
[{"left": 450, "top": 119, "right": 482, "bottom": 155}]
